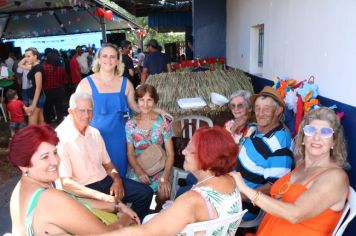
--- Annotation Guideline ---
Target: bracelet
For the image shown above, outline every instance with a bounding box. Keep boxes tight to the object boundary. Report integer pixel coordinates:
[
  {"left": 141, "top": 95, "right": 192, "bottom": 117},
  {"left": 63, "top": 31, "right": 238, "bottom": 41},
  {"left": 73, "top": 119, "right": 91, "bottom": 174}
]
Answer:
[{"left": 252, "top": 191, "right": 261, "bottom": 206}]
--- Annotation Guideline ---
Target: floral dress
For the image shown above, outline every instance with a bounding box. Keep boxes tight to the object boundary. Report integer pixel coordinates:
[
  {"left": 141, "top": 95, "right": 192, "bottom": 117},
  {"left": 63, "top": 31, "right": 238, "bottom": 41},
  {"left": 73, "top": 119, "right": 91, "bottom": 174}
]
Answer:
[{"left": 125, "top": 115, "right": 173, "bottom": 192}]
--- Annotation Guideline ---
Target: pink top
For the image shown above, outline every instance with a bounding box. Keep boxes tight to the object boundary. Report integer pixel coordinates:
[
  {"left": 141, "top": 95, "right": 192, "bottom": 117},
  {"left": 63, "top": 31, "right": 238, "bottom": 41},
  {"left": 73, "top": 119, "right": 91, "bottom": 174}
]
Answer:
[{"left": 56, "top": 116, "right": 110, "bottom": 186}]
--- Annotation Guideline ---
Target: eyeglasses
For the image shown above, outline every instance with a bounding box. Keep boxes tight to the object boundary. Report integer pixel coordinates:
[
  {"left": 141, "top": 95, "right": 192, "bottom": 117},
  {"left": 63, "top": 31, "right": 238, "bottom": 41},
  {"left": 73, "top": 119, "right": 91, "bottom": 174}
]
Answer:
[
  {"left": 303, "top": 125, "right": 334, "bottom": 138},
  {"left": 229, "top": 103, "right": 245, "bottom": 110},
  {"left": 75, "top": 108, "right": 93, "bottom": 115}
]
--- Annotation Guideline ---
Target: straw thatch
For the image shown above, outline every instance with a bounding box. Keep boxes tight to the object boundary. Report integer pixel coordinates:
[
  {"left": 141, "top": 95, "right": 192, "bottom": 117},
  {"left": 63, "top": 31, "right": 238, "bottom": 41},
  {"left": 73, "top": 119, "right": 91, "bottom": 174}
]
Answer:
[{"left": 146, "top": 69, "right": 254, "bottom": 117}]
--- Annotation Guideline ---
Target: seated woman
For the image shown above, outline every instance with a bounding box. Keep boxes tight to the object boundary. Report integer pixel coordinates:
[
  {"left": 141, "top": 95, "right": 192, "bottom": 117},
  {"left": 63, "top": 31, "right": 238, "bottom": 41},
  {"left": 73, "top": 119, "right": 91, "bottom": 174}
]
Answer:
[
  {"left": 125, "top": 84, "right": 174, "bottom": 209},
  {"left": 231, "top": 107, "right": 349, "bottom": 236},
  {"left": 100, "top": 126, "right": 242, "bottom": 235},
  {"left": 224, "top": 89, "right": 256, "bottom": 147},
  {"left": 9, "top": 125, "right": 139, "bottom": 236},
  {"left": 177, "top": 89, "right": 256, "bottom": 197}
]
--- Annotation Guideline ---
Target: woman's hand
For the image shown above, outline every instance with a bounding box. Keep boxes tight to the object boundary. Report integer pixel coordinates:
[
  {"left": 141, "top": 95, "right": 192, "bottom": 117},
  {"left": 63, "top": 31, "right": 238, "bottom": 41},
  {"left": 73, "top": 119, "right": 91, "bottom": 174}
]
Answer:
[
  {"left": 117, "top": 202, "right": 141, "bottom": 224},
  {"left": 138, "top": 173, "right": 152, "bottom": 185},
  {"left": 158, "top": 180, "right": 171, "bottom": 199},
  {"left": 24, "top": 105, "right": 35, "bottom": 116},
  {"left": 229, "top": 171, "right": 248, "bottom": 194},
  {"left": 154, "top": 107, "right": 174, "bottom": 121}
]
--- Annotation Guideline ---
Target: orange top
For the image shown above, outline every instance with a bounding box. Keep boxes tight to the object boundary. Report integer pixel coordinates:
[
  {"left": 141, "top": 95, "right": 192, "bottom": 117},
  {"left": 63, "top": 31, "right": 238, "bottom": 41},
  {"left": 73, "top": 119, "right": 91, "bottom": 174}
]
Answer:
[{"left": 253, "top": 168, "right": 343, "bottom": 236}]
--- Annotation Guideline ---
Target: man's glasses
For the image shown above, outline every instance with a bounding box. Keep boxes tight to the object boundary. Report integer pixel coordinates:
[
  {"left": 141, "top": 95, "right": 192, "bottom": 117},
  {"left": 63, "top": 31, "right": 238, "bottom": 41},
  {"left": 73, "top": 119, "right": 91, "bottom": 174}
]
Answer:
[
  {"left": 303, "top": 125, "right": 334, "bottom": 138},
  {"left": 75, "top": 108, "right": 93, "bottom": 115},
  {"left": 229, "top": 103, "right": 244, "bottom": 110}
]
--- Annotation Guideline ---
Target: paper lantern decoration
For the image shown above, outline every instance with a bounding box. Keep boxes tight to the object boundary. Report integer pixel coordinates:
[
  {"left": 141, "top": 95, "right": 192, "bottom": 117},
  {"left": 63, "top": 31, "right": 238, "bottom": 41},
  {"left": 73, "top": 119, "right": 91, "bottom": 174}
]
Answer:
[{"left": 95, "top": 8, "right": 113, "bottom": 21}]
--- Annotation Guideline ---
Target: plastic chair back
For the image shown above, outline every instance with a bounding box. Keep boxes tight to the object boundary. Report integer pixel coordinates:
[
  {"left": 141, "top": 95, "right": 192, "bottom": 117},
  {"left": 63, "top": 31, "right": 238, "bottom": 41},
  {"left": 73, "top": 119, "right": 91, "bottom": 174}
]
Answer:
[
  {"left": 180, "top": 209, "right": 247, "bottom": 236},
  {"left": 175, "top": 115, "right": 213, "bottom": 138},
  {"left": 333, "top": 186, "right": 356, "bottom": 236},
  {"left": 143, "top": 210, "right": 248, "bottom": 236},
  {"left": 239, "top": 209, "right": 265, "bottom": 228}
]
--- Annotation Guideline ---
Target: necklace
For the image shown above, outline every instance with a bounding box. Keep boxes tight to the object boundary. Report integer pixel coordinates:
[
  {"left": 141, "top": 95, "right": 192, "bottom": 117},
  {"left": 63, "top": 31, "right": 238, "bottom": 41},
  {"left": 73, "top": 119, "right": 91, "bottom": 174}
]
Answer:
[{"left": 193, "top": 175, "right": 215, "bottom": 187}]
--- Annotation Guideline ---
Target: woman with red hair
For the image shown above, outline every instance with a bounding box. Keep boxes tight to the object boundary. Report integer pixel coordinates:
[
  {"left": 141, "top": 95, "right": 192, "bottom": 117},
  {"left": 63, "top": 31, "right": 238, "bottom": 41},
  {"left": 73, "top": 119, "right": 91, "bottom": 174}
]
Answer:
[
  {"left": 9, "top": 125, "right": 138, "bottom": 236},
  {"left": 99, "top": 126, "right": 243, "bottom": 236}
]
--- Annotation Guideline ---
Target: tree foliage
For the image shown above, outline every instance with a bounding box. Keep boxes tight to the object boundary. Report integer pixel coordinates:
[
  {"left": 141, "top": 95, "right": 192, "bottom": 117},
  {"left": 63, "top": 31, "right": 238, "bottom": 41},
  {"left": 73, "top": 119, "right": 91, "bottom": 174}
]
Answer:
[{"left": 125, "top": 17, "right": 185, "bottom": 50}]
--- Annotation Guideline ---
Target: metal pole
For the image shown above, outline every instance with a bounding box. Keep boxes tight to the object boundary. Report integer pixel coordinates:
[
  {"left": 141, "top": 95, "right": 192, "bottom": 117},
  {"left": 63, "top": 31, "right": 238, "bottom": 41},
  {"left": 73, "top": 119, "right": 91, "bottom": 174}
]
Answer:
[{"left": 100, "top": 16, "right": 107, "bottom": 43}]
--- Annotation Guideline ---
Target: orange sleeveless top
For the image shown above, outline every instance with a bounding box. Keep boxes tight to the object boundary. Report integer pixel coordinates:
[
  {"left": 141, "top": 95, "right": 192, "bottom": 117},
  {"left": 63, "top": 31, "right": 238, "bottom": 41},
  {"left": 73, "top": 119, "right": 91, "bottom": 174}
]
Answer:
[{"left": 255, "top": 168, "right": 344, "bottom": 236}]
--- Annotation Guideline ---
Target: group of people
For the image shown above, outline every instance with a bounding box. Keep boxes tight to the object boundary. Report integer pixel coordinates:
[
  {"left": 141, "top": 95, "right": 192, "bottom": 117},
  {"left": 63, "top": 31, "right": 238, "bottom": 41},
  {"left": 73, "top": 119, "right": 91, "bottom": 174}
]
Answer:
[{"left": 7, "top": 41, "right": 351, "bottom": 236}]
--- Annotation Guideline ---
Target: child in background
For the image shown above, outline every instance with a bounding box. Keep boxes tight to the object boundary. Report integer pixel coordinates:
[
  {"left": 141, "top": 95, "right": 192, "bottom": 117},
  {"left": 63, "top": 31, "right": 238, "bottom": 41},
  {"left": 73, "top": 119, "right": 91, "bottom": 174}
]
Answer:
[{"left": 6, "top": 89, "right": 26, "bottom": 137}]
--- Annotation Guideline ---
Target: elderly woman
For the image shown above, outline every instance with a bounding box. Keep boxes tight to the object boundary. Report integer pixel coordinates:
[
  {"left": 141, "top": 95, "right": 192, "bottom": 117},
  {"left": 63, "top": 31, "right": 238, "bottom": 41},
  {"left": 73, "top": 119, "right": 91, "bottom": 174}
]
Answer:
[
  {"left": 9, "top": 125, "right": 138, "bottom": 236},
  {"left": 224, "top": 90, "right": 256, "bottom": 146},
  {"left": 100, "top": 126, "right": 242, "bottom": 236},
  {"left": 231, "top": 107, "right": 349, "bottom": 236},
  {"left": 18, "top": 47, "right": 46, "bottom": 125},
  {"left": 125, "top": 84, "right": 174, "bottom": 209}
]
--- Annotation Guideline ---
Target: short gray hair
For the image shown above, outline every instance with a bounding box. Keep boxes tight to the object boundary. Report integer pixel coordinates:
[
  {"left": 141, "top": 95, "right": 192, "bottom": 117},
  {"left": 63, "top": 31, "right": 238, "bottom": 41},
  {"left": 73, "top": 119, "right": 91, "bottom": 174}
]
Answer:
[
  {"left": 69, "top": 92, "right": 93, "bottom": 109},
  {"left": 229, "top": 90, "right": 252, "bottom": 112}
]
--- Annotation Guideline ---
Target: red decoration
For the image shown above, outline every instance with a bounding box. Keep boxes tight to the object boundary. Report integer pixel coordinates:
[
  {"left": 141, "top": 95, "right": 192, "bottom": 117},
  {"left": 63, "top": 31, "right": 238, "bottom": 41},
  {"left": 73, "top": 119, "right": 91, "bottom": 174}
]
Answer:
[
  {"left": 95, "top": 8, "right": 113, "bottom": 21},
  {"left": 0, "top": 0, "right": 7, "bottom": 7}
]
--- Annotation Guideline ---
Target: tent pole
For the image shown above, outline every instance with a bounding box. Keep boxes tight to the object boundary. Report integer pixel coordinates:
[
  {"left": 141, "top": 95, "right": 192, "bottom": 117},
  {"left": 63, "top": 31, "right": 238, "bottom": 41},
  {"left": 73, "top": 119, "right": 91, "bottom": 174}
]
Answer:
[{"left": 100, "top": 17, "right": 107, "bottom": 43}]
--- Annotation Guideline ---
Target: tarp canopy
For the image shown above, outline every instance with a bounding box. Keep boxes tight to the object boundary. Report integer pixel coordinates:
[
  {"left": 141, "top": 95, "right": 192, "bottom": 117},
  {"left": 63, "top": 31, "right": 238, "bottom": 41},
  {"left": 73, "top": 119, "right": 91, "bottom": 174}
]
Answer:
[{"left": 0, "top": 0, "right": 142, "bottom": 39}]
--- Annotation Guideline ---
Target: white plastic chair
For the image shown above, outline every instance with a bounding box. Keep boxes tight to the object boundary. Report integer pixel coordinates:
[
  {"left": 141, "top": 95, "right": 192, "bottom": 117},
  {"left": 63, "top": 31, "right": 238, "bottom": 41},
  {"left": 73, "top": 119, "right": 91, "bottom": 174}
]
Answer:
[
  {"left": 0, "top": 87, "right": 7, "bottom": 122},
  {"left": 170, "top": 167, "right": 189, "bottom": 200},
  {"left": 175, "top": 115, "right": 213, "bottom": 138},
  {"left": 333, "top": 186, "right": 356, "bottom": 236},
  {"left": 239, "top": 209, "right": 265, "bottom": 228},
  {"left": 143, "top": 209, "right": 247, "bottom": 236}
]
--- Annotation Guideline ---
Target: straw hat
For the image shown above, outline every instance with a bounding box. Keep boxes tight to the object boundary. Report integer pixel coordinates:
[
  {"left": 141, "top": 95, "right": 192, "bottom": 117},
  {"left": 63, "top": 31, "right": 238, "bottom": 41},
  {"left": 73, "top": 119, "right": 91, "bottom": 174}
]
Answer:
[{"left": 250, "top": 86, "right": 285, "bottom": 108}]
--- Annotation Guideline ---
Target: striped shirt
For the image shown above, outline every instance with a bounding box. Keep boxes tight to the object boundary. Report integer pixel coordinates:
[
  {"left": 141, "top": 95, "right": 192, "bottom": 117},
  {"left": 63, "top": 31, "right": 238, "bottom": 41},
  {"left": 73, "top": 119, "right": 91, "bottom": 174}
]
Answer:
[{"left": 236, "top": 123, "right": 293, "bottom": 189}]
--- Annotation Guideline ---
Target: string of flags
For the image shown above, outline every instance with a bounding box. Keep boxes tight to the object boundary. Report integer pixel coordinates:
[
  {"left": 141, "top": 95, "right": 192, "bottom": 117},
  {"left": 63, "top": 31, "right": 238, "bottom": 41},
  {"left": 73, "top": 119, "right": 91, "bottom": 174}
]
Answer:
[{"left": 1, "top": 4, "right": 132, "bottom": 39}]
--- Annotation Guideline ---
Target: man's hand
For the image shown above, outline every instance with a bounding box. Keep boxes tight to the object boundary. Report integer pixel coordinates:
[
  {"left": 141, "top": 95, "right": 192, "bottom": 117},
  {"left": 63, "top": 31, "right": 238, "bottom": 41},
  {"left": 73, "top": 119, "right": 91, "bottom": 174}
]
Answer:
[{"left": 110, "top": 178, "right": 125, "bottom": 201}]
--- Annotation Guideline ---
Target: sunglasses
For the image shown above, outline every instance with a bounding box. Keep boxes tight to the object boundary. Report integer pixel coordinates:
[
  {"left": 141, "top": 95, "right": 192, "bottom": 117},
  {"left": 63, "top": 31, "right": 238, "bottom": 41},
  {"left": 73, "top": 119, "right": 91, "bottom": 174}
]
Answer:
[
  {"left": 229, "top": 103, "right": 245, "bottom": 110},
  {"left": 303, "top": 125, "right": 334, "bottom": 138}
]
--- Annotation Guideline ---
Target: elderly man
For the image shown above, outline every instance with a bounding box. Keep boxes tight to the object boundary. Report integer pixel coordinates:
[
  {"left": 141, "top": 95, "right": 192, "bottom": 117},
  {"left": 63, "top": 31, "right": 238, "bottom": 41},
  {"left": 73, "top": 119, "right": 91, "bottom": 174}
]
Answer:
[
  {"left": 236, "top": 86, "right": 293, "bottom": 220},
  {"left": 56, "top": 92, "right": 153, "bottom": 220}
]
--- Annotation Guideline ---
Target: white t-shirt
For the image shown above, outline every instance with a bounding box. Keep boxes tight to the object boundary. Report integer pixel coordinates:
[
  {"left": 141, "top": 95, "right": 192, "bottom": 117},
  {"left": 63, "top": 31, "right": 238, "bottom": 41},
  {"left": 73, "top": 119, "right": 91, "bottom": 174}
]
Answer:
[{"left": 77, "top": 52, "right": 89, "bottom": 74}]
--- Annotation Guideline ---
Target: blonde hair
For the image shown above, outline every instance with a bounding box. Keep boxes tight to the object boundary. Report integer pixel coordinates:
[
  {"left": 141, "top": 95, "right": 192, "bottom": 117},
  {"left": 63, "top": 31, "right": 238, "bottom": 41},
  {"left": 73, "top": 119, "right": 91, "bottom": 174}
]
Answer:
[
  {"left": 294, "top": 107, "right": 349, "bottom": 169},
  {"left": 91, "top": 43, "right": 124, "bottom": 77}
]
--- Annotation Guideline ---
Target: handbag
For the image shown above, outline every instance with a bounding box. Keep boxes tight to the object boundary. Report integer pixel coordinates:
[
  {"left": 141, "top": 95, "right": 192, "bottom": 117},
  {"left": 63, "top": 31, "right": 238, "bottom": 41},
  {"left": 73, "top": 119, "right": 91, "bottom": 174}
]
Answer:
[
  {"left": 172, "top": 123, "right": 195, "bottom": 169},
  {"left": 136, "top": 121, "right": 167, "bottom": 177}
]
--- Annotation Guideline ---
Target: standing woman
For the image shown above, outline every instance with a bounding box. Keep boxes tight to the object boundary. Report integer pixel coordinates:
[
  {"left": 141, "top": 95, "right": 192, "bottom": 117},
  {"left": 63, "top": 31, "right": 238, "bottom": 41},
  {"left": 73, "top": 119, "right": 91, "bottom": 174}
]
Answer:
[
  {"left": 42, "top": 50, "right": 68, "bottom": 123},
  {"left": 76, "top": 43, "right": 168, "bottom": 177},
  {"left": 18, "top": 47, "right": 46, "bottom": 125}
]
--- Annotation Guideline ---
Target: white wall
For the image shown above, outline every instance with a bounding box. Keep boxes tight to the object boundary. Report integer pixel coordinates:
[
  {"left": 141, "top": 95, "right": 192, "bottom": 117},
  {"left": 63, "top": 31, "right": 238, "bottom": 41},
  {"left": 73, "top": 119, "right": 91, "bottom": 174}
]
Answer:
[{"left": 226, "top": 0, "right": 356, "bottom": 106}]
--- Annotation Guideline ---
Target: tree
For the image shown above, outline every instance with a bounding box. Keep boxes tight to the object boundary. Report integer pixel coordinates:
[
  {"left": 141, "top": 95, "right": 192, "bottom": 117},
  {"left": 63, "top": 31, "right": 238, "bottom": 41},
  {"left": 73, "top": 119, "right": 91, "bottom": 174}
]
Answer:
[{"left": 125, "top": 17, "right": 185, "bottom": 51}]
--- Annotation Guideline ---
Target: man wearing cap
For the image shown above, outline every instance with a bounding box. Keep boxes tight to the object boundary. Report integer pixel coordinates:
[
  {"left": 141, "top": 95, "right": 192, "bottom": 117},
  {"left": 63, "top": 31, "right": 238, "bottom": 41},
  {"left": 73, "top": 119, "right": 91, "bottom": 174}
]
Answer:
[
  {"left": 236, "top": 86, "right": 293, "bottom": 220},
  {"left": 141, "top": 39, "right": 171, "bottom": 84}
]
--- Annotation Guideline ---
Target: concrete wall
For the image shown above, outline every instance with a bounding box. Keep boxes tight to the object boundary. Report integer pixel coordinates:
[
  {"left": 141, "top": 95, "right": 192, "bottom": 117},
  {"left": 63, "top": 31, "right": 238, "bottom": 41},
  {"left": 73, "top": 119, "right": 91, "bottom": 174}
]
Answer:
[
  {"left": 193, "top": 0, "right": 226, "bottom": 58},
  {"left": 226, "top": 0, "right": 356, "bottom": 107}
]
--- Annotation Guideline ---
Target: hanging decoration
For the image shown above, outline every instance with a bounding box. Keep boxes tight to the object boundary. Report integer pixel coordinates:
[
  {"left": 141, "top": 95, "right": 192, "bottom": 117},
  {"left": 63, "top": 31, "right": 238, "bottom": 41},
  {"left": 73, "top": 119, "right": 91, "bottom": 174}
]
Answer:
[
  {"left": 95, "top": 7, "right": 113, "bottom": 21},
  {"left": 0, "top": 0, "right": 7, "bottom": 7}
]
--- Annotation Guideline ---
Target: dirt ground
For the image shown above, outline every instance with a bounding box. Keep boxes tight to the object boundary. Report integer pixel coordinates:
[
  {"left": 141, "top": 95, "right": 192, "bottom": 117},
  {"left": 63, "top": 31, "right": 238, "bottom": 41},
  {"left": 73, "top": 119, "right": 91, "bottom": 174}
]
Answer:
[{"left": 0, "top": 122, "right": 19, "bottom": 183}]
